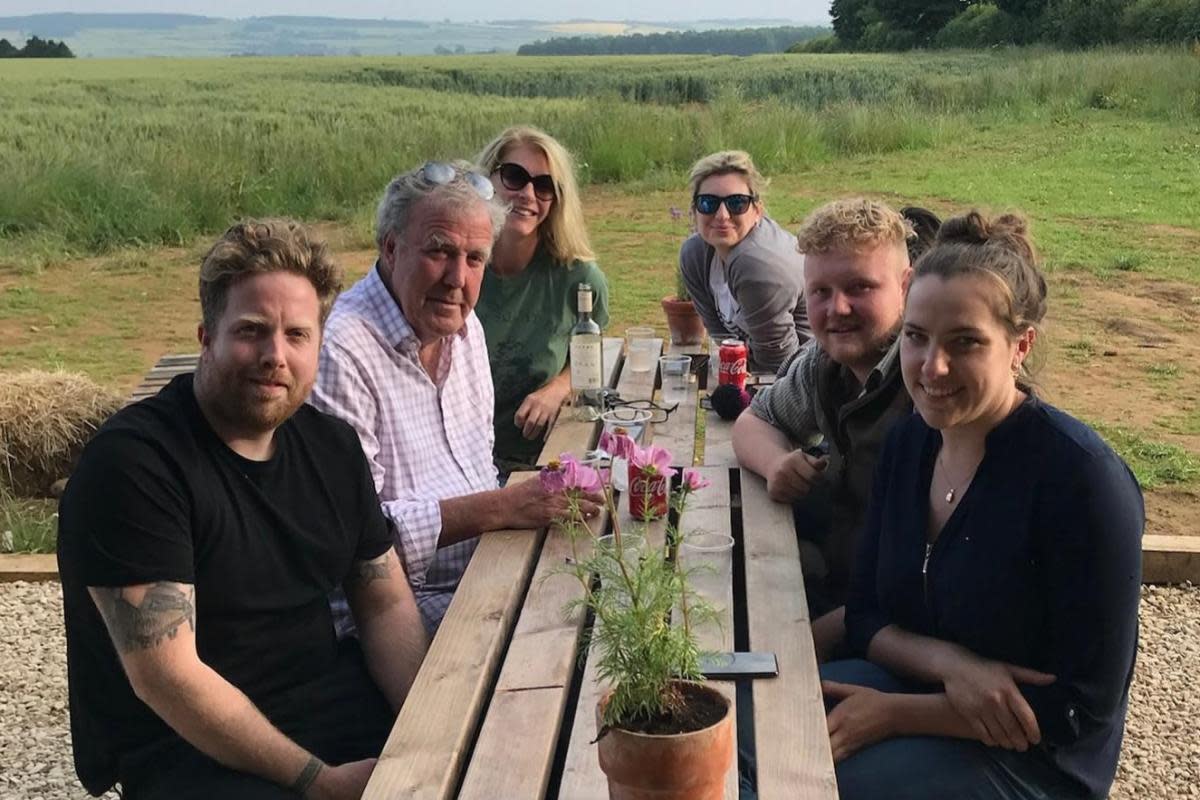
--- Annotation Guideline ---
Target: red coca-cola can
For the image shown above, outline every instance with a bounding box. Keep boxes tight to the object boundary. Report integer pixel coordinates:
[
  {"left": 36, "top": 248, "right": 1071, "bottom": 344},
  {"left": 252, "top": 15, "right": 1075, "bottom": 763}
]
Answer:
[
  {"left": 718, "top": 339, "right": 748, "bottom": 390},
  {"left": 627, "top": 463, "right": 669, "bottom": 520}
]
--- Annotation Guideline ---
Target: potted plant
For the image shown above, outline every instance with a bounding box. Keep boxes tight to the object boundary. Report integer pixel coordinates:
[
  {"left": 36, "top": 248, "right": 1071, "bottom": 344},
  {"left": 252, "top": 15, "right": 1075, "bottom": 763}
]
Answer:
[
  {"left": 662, "top": 270, "right": 706, "bottom": 346},
  {"left": 662, "top": 206, "right": 706, "bottom": 346},
  {"left": 541, "top": 433, "right": 733, "bottom": 800}
]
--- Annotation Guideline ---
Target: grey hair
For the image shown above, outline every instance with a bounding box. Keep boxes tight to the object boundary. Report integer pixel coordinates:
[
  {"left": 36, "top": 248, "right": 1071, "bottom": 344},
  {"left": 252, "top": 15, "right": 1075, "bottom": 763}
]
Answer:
[{"left": 375, "top": 160, "right": 508, "bottom": 248}]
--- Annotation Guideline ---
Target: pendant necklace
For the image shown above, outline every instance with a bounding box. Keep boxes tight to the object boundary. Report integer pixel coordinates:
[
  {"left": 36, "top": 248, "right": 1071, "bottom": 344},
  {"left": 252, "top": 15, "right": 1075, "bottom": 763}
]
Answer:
[{"left": 936, "top": 449, "right": 975, "bottom": 504}]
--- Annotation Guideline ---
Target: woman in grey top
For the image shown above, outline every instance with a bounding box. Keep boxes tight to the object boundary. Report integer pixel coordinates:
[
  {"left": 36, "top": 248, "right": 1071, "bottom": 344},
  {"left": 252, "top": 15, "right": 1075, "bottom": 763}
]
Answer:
[{"left": 678, "top": 150, "right": 809, "bottom": 373}]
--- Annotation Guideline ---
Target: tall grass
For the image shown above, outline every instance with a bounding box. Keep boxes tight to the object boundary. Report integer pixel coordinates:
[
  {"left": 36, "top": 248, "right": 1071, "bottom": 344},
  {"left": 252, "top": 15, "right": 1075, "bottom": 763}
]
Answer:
[{"left": 1, "top": 47, "right": 1196, "bottom": 265}]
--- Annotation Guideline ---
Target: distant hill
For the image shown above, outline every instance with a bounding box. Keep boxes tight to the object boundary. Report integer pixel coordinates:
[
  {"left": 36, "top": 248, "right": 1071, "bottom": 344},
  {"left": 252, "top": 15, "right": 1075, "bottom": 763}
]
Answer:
[
  {"left": 0, "top": 13, "right": 825, "bottom": 58},
  {"left": 519, "top": 25, "right": 830, "bottom": 56}
]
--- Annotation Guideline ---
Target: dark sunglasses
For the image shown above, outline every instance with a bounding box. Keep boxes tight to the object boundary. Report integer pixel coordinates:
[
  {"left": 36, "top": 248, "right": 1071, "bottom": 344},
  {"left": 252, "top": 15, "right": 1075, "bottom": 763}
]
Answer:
[
  {"left": 495, "top": 162, "right": 557, "bottom": 201},
  {"left": 693, "top": 193, "right": 758, "bottom": 216}
]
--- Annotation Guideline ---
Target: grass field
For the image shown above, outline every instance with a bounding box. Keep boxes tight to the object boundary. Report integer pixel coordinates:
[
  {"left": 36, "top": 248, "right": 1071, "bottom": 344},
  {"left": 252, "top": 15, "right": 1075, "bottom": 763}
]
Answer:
[{"left": 1, "top": 46, "right": 1199, "bottom": 551}]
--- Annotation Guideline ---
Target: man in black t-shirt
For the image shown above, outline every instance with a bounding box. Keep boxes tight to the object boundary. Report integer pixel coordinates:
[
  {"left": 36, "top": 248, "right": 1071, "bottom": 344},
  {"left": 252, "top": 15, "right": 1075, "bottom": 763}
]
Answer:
[{"left": 58, "top": 219, "right": 427, "bottom": 800}]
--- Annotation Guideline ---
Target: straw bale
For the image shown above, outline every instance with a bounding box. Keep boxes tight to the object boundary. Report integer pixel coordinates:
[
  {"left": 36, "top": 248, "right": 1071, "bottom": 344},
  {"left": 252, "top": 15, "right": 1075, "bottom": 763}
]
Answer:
[{"left": 0, "top": 370, "right": 123, "bottom": 497}]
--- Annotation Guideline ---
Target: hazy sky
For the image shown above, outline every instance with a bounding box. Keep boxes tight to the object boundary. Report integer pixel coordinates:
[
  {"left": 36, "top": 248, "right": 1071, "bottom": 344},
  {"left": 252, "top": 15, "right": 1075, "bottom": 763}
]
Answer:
[{"left": 5, "top": 0, "right": 831, "bottom": 23}]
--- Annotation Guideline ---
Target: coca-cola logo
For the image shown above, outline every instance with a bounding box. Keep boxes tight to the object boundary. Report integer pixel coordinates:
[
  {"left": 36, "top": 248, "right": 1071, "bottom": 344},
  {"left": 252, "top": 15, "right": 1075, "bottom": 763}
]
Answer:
[
  {"left": 629, "top": 475, "right": 667, "bottom": 496},
  {"left": 719, "top": 358, "right": 747, "bottom": 374}
]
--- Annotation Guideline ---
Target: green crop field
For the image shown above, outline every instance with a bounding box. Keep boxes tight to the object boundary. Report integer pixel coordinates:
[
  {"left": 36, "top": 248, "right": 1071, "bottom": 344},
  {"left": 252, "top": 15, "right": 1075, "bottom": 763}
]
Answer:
[{"left": 2, "top": 47, "right": 1200, "bottom": 551}]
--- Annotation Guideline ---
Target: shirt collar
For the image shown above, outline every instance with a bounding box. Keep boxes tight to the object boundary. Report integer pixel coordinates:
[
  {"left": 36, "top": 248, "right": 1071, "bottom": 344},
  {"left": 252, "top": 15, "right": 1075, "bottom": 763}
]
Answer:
[{"left": 863, "top": 331, "right": 902, "bottom": 392}]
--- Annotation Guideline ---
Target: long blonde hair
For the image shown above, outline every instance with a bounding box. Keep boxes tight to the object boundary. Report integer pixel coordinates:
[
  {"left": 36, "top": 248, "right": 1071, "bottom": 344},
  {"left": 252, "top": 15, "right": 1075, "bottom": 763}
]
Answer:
[{"left": 476, "top": 125, "right": 595, "bottom": 265}]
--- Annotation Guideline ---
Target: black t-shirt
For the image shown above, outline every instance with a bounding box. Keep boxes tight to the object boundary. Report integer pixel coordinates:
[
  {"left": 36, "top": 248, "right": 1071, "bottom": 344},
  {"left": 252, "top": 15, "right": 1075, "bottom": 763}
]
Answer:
[{"left": 57, "top": 374, "right": 393, "bottom": 794}]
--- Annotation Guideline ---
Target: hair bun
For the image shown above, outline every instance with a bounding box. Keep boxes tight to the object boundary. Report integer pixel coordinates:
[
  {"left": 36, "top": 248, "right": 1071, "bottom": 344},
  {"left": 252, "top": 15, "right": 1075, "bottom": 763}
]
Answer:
[{"left": 937, "top": 210, "right": 1035, "bottom": 263}]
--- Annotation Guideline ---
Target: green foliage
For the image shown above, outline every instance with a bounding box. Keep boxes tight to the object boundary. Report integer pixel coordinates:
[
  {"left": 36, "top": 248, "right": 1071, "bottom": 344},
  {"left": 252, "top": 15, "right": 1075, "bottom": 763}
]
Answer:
[
  {"left": 789, "top": 34, "right": 844, "bottom": 53},
  {"left": 518, "top": 26, "right": 829, "bottom": 56},
  {"left": 1, "top": 50, "right": 1197, "bottom": 264},
  {"left": 1089, "top": 421, "right": 1200, "bottom": 489},
  {"left": 1042, "top": 0, "right": 1129, "bottom": 46},
  {"left": 0, "top": 486, "right": 58, "bottom": 554},
  {"left": 935, "top": 4, "right": 1022, "bottom": 47},
  {"left": 831, "top": 0, "right": 873, "bottom": 45},
  {"left": 874, "top": 0, "right": 971, "bottom": 44},
  {"left": 0, "top": 35, "right": 74, "bottom": 58},
  {"left": 1121, "top": 0, "right": 1200, "bottom": 44},
  {"left": 555, "top": 479, "right": 716, "bottom": 727}
]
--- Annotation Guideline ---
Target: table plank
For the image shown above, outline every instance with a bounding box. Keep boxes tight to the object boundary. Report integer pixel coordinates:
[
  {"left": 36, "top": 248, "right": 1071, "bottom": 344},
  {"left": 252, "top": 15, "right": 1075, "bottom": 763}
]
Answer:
[
  {"left": 538, "top": 337, "right": 623, "bottom": 466},
  {"left": 614, "top": 337, "right": 661, "bottom": 403},
  {"left": 740, "top": 469, "right": 839, "bottom": 799},
  {"left": 361, "top": 475, "right": 546, "bottom": 800},
  {"left": 458, "top": 506, "right": 610, "bottom": 800},
  {"left": 653, "top": 341, "right": 702, "bottom": 466},
  {"left": 677, "top": 466, "right": 738, "bottom": 800},
  {"left": 556, "top": 500, "right": 670, "bottom": 799}
]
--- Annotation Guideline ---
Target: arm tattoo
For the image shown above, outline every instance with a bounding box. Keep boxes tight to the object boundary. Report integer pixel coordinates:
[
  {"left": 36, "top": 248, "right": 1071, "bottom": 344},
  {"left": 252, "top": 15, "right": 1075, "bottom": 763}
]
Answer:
[
  {"left": 346, "top": 554, "right": 391, "bottom": 588},
  {"left": 289, "top": 755, "right": 324, "bottom": 795},
  {"left": 94, "top": 582, "right": 196, "bottom": 654}
]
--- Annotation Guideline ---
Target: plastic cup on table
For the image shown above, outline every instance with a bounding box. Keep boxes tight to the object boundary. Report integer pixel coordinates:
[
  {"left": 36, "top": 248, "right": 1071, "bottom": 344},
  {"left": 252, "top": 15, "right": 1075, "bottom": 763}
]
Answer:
[
  {"left": 625, "top": 326, "right": 657, "bottom": 373},
  {"left": 599, "top": 408, "right": 653, "bottom": 492},
  {"left": 659, "top": 354, "right": 692, "bottom": 406},
  {"left": 679, "top": 532, "right": 735, "bottom": 650}
]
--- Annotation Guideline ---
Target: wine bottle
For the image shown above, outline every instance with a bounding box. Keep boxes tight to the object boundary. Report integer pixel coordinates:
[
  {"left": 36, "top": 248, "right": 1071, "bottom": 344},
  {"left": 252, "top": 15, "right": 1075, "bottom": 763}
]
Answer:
[{"left": 569, "top": 283, "right": 604, "bottom": 411}]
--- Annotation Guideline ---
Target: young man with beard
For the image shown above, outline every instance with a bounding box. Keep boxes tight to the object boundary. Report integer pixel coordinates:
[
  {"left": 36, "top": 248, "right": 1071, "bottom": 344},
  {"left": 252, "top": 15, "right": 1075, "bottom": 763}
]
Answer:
[
  {"left": 58, "top": 219, "right": 427, "bottom": 800},
  {"left": 733, "top": 198, "right": 914, "bottom": 659}
]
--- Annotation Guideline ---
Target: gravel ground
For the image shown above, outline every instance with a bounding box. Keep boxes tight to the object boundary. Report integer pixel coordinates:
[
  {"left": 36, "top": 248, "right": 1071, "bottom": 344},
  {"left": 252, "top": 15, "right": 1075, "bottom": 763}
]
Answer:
[{"left": 1, "top": 581, "right": 1196, "bottom": 799}]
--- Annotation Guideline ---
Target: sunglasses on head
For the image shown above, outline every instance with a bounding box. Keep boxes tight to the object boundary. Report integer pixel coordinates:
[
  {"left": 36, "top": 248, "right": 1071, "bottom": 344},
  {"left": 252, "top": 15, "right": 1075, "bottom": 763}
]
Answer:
[
  {"left": 495, "top": 162, "right": 557, "bottom": 201},
  {"left": 693, "top": 193, "right": 758, "bottom": 216},
  {"left": 420, "top": 161, "right": 495, "bottom": 201}
]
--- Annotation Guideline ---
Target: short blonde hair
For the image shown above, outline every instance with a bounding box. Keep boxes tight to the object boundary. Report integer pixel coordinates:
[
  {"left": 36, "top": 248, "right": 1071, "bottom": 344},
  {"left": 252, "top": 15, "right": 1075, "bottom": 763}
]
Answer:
[
  {"left": 476, "top": 126, "right": 595, "bottom": 265},
  {"left": 795, "top": 198, "right": 912, "bottom": 256},
  {"left": 687, "top": 150, "right": 768, "bottom": 201},
  {"left": 199, "top": 218, "right": 342, "bottom": 330}
]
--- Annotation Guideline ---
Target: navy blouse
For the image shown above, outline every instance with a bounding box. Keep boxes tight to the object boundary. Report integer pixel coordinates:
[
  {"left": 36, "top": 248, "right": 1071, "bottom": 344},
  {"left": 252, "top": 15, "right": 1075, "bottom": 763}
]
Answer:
[{"left": 844, "top": 395, "right": 1143, "bottom": 799}]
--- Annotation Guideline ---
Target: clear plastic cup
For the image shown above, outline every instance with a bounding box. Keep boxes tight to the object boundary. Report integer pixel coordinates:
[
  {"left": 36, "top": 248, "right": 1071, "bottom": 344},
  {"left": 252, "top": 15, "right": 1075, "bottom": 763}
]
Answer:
[
  {"left": 659, "top": 354, "right": 692, "bottom": 406},
  {"left": 625, "top": 326, "right": 657, "bottom": 373}
]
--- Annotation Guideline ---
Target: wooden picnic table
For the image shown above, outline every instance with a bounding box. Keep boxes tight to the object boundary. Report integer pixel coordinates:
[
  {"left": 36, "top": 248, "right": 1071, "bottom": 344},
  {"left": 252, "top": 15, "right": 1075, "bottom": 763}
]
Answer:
[
  {"left": 125, "top": 339, "right": 837, "bottom": 799},
  {"left": 362, "top": 337, "right": 838, "bottom": 800}
]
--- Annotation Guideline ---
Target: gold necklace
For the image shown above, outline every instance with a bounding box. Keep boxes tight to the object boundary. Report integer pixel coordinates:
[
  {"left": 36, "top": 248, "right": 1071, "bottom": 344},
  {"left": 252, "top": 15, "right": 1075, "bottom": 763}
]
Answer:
[{"left": 936, "top": 449, "right": 975, "bottom": 504}]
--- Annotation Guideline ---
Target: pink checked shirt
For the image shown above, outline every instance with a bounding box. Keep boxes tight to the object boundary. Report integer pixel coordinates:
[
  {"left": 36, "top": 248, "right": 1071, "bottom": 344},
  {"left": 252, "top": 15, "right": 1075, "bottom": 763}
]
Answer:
[{"left": 310, "top": 264, "right": 497, "bottom": 633}]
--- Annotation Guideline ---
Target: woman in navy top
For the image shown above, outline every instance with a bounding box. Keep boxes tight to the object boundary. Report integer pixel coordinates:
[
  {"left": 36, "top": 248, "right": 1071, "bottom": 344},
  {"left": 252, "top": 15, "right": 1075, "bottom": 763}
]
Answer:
[{"left": 820, "top": 211, "right": 1143, "bottom": 800}]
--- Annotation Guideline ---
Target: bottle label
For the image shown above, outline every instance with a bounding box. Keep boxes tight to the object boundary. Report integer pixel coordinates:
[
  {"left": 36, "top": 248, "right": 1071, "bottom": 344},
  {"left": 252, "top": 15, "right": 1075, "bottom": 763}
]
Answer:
[{"left": 570, "top": 340, "right": 603, "bottom": 390}]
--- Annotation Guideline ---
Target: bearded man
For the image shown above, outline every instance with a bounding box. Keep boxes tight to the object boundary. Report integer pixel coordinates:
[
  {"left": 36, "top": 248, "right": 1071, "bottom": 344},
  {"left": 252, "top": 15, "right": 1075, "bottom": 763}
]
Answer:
[{"left": 58, "top": 219, "right": 427, "bottom": 800}]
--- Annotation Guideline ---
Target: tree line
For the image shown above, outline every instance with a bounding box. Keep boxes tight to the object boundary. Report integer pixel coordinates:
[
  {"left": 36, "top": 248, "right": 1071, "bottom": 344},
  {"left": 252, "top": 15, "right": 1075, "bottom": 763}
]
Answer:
[
  {"left": 800, "top": 0, "right": 1200, "bottom": 50},
  {"left": 517, "top": 26, "right": 830, "bottom": 56},
  {"left": 0, "top": 36, "right": 75, "bottom": 57}
]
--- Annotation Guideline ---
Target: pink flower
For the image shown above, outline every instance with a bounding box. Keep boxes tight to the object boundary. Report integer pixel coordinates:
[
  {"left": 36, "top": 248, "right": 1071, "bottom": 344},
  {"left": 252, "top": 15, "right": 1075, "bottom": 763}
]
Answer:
[
  {"left": 541, "top": 455, "right": 604, "bottom": 495},
  {"left": 599, "top": 429, "right": 637, "bottom": 460},
  {"left": 681, "top": 469, "right": 711, "bottom": 492},
  {"left": 629, "top": 443, "right": 676, "bottom": 480}
]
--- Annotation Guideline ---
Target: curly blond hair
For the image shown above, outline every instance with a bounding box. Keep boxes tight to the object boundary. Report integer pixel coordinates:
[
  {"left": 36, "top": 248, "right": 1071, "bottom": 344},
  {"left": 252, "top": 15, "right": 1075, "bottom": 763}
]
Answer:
[{"left": 795, "top": 198, "right": 912, "bottom": 256}]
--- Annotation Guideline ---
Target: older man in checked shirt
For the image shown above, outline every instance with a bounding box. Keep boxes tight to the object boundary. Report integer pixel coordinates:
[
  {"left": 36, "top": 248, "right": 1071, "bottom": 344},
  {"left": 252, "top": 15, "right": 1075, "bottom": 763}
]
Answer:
[{"left": 311, "top": 161, "right": 602, "bottom": 635}]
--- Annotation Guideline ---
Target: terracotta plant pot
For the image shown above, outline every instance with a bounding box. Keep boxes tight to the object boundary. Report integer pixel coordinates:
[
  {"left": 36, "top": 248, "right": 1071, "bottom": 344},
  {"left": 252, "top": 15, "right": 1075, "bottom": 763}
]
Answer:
[
  {"left": 597, "top": 682, "right": 734, "bottom": 800},
  {"left": 661, "top": 296, "right": 705, "bottom": 346}
]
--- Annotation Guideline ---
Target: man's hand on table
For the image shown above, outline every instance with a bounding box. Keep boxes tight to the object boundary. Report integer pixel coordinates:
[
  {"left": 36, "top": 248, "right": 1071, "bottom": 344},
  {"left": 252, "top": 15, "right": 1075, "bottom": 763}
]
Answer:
[
  {"left": 765, "top": 449, "right": 827, "bottom": 503},
  {"left": 306, "top": 758, "right": 377, "bottom": 800},
  {"left": 500, "top": 477, "right": 603, "bottom": 530},
  {"left": 940, "top": 650, "right": 1054, "bottom": 751}
]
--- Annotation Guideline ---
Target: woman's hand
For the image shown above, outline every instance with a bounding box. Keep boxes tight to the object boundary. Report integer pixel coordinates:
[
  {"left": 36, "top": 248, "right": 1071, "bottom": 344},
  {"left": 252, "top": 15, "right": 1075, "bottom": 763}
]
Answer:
[
  {"left": 822, "top": 681, "right": 897, "bottom": 763},
  {"left": 514, "top": 379, "right": 571, "bottom": 440},
  {"left": 941, "top": 651, "right": 1055, "bottom": 751}
]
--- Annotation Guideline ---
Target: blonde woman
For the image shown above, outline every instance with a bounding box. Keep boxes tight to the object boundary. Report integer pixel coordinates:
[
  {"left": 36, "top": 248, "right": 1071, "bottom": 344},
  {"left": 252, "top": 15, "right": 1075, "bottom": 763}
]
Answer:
[
  {"left": 679, "top": 150, "right": 808, "bottom": 373},
  {"left": 474, "top": 126, "right": 609, "bottom": 471}
]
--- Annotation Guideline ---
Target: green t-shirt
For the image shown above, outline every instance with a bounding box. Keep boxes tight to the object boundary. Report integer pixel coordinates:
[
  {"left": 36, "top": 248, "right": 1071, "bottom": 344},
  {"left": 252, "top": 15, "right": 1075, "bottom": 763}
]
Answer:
[{"left": 475, "top": 247, "right": 609, "bottom": 467}]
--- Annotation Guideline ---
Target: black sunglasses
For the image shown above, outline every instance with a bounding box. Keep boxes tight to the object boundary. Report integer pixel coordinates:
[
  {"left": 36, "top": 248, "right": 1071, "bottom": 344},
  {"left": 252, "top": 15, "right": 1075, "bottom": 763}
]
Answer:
[
  {"left": 693, "top": 193, "right": 758, "bottom": 216},
  {"left": 495, "top": 162, "right": 557, "bottom": 201}
]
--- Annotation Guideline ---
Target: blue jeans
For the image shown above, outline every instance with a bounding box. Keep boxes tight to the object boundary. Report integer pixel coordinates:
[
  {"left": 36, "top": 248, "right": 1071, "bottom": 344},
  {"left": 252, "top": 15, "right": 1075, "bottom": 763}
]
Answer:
[{"left": 820, "top": 660, "right": 1088, "bottom": 800}]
